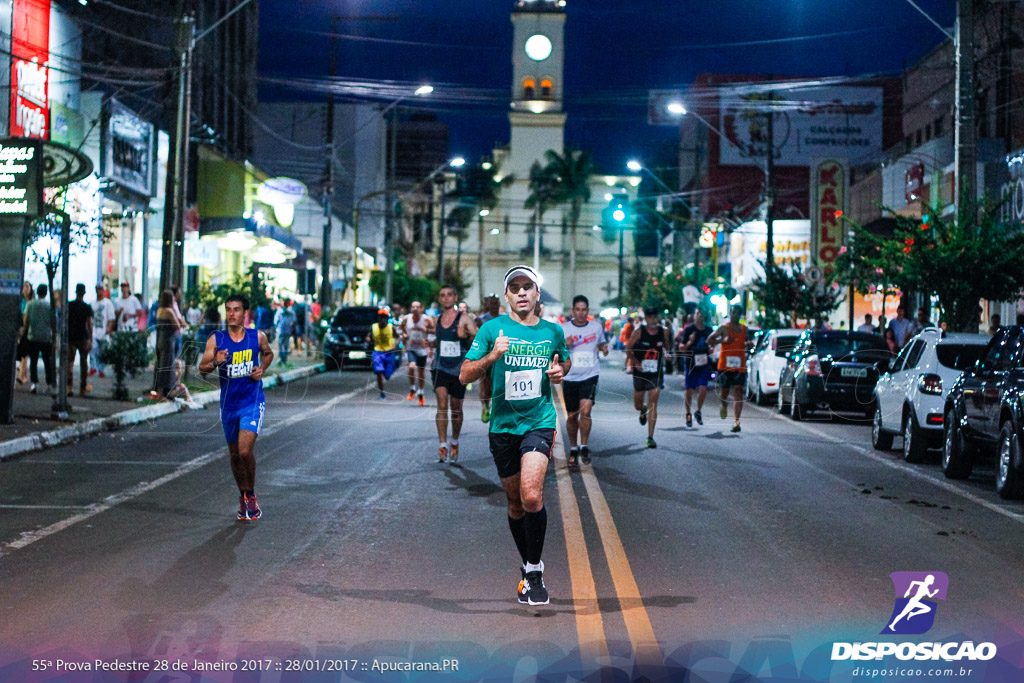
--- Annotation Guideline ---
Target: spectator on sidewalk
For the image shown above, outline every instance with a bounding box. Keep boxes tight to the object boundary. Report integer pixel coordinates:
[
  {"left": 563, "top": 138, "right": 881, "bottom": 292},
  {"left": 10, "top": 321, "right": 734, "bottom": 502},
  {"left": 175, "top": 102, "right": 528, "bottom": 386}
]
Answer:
[
  {"left": 274, "top": 300, "right": 296, "bottom": 366},
  {"left": 887, "top": 306, "right": 914, "bottom": 349},
  {"left": 90, "top": 284, "right": 116, "bottom": 378},
  {"left": 185, "top": 297, "right": 202, "bottom": 328},
  {"left": 856, "top": 314, "right": 876, "bottom": 334},
  {"left": 255, "top": 301, "right": 275, "bottom": 344},
  {"left": 116, "top": 282, "right": 144, "bottom": 332},
  {"left": 66, "top": 284, "right": 94, "bottom": 397},
  {"left": 293, "top": 300, "right": 306, "bottom": 353},
  {"left": 24, "top": 283, "right": 55, "bottom": 394},
  {"left": 17, "top": 281, "right": 33, "bottom": 385},
  {"left": 152, "top": 289, "right": 183, "bottom": 399}
]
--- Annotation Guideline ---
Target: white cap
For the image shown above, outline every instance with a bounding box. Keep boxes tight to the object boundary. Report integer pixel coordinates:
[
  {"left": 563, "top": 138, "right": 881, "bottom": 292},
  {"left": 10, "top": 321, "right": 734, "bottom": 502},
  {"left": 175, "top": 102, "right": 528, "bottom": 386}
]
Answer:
[{"left": 503, "top": 265, "right": 539, "bottom": 289}]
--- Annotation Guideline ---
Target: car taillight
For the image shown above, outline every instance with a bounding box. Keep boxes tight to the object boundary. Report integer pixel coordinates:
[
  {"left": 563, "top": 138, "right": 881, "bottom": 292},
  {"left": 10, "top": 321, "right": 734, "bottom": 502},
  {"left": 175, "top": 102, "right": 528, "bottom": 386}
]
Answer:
[
  {"left": 918, "top": 374, "right": 943, "bottom": 395},
  {"left": 805, "top": 355, "right": 822, "bottom": 376}
]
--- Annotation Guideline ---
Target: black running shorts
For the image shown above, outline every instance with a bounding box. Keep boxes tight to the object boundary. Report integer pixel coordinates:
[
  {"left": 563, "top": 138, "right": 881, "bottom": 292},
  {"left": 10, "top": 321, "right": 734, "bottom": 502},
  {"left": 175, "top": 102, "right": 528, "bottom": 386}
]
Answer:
[
  {"left": 562, "top": 376, "right": 598, "bottom": 413},
  {"left": 432, "top": 369, "right": 466, "bottom": 400},
  {"left": 489, "top": 428, "right": 555, "bottom": 479},
  {"left": 633, "top": 372, "right": 663, "bottom": 393},
  {"left": 718, "top": 370, "right": 747, "bottom": 389}
]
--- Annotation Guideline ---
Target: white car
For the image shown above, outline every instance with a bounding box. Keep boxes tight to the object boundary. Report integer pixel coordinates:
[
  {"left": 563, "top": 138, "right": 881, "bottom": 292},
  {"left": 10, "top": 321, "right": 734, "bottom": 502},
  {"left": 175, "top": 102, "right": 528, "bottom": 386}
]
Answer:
[
  {"left": 745, "top": 329, "right": 802, "bottom": 405},
  {"left": 872, "top": 327, "right": 989, "bottom": 462}
]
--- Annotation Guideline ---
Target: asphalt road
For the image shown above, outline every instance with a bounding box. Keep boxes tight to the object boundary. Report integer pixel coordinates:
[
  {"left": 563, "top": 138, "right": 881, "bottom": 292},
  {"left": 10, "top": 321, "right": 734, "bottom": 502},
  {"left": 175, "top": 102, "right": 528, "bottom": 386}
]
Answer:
[{"left": 1, "top": 352, "right": 1022, "bottom": 682}]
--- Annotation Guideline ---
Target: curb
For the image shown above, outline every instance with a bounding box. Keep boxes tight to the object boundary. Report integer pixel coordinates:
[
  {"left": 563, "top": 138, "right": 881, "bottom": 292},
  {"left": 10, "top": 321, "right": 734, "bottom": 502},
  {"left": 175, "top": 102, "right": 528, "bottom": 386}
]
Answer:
[{"left": 0, "top": 363, "right": 326, "bottom": 463}]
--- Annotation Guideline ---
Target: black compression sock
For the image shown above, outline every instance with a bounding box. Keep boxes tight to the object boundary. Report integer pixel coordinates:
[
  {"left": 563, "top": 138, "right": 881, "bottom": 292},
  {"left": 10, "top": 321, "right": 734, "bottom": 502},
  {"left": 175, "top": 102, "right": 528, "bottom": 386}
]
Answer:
[
  {"left": 508, "top": 515, "right": 528, "bottom": 565},
  {"left": 523, "top": 506, "right": 547, "bottom": 566}
]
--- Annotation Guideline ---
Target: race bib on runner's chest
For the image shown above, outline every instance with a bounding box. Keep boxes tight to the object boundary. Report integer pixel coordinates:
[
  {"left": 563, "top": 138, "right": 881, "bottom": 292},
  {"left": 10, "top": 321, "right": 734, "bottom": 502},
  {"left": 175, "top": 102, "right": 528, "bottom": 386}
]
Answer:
[
  {"left": 505, "top": 369, "right": 542, "bottom": 400},
  {"left": 641, "top": 359, "right": 659, "bottom": 373},
  {"left": 726, "top": 355, "right": 742, "bottom": 369},
  {"left": 440, "top": 340, "right": 461, "bottom": 357},
  {"left": 572, "top": 351, "right": 595, "bottom": 368},
  {"left": 694, "top": 353, "right": 708, "bottom": 367}
]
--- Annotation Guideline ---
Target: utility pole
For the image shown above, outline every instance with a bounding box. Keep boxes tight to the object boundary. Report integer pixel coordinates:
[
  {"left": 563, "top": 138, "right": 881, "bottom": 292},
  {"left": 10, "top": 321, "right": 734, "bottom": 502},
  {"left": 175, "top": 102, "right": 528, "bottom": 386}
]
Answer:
[
  {"left": 321, "top": 17, "right": 339, "bottom": 308},
  {"left": 160, "top": 9, "right": 195, "bottom": 294},
  {"left": 954, "top": 0, "right": 976, "bottom": 214},
  {"left": 435, "top": 175, "right": 448, "bottom": 283},
  {"left": 384, "top": 108, "right": 398, "bottom": 304},
  {"left": 763, "top": 101, "right": 776, "bottom": 323}
]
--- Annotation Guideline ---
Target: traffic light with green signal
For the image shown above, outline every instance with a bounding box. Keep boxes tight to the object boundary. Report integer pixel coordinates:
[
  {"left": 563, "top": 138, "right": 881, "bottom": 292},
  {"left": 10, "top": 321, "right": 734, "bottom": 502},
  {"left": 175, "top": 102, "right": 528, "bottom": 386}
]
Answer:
[{"left": 601, "top": 194, "right": 632, "bottom": 241}]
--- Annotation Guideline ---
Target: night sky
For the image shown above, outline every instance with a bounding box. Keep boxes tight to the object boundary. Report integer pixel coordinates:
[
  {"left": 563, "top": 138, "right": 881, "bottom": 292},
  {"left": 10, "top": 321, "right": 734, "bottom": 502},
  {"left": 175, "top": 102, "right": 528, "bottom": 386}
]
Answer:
[{"left": 258, "top": 0, "right": 956, "bottom": 173}]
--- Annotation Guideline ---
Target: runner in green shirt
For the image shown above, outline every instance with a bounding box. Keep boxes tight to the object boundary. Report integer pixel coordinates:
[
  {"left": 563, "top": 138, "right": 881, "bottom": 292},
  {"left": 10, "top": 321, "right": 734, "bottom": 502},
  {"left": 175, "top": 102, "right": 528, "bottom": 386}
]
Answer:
[{"left": 460, "top": 265, "right": 570, "bottom": 606}]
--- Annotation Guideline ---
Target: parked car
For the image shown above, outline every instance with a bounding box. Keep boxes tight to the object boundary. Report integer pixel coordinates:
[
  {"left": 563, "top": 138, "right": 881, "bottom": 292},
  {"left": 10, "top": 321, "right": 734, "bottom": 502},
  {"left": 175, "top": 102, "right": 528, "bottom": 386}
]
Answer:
[
  {"left": 943, "top": 325, "right": 1024, "bottom": 498},
  {"left": 872, "top": 328, "right": 988, "bottom": 463},
  {"left": 746, "top": 328, "right": 802, "bottom": 405},
  {"left": 777, "top": 330, "right": 890, "bottom": 420},
  {"left": 323, "top": 306, "right": 382, "bottom": 370}
]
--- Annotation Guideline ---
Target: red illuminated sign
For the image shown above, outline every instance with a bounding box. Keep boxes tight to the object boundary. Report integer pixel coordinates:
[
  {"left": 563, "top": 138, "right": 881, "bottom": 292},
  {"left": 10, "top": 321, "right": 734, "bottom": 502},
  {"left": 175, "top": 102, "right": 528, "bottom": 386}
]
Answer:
[
  {"left": 814, "top": 160, "right": 845, "bottom": 272},
  {"left": 10, "top": 0, "right": 51, "bottom": 139}
]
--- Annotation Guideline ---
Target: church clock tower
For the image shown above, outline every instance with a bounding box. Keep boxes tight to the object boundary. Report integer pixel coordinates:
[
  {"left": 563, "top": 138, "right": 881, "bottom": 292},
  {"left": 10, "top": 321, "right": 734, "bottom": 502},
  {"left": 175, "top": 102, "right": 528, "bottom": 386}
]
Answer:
[{"left": 507, "top": 0, "right": 567, "bottom": 178}]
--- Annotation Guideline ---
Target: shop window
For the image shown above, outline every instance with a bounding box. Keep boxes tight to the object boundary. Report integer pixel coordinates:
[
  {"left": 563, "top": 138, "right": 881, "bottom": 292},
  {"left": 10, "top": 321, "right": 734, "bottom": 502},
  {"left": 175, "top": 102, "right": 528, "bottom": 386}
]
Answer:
[
  {"left": 934, "top": 116, "right": 943, "bottom": 137},
  {"left": 540, "top": 78, "right": 553, "bottom": 99},
  {"left": 925, "top": 123, "right": 931, "bottom": 141},
  {"left": 915, "top": 129, "right": 922, "bottom": 147},
  {"left": 523, "top": 78, "right": 536, "bottom": 100}
]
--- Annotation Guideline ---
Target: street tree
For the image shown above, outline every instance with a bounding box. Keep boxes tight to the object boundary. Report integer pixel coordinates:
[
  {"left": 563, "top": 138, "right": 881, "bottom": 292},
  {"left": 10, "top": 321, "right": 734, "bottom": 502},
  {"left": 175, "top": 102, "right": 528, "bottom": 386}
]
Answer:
[
  {"left": 524, "top": 159, "right": 559, "bottom": 263},
  {"left": 840, "top": 197, "right": 1024, "bottom": 332},
  {"left": 751, "top": 260, "right": 844, "bottom": 328}
]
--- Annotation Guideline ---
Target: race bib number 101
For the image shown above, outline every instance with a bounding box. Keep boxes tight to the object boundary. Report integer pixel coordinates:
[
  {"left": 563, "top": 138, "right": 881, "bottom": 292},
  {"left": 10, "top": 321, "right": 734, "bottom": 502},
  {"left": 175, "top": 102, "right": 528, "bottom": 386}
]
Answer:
[{"left": 505, "top": 369, "right": 542, "bottom": 401}]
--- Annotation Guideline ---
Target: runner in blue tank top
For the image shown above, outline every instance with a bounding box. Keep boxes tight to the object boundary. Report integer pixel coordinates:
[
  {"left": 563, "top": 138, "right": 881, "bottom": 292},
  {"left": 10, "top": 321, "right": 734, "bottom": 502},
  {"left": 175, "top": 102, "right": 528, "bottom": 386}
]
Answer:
[{"left": 199, "top": 294, "right": 274, "bottom": 521}]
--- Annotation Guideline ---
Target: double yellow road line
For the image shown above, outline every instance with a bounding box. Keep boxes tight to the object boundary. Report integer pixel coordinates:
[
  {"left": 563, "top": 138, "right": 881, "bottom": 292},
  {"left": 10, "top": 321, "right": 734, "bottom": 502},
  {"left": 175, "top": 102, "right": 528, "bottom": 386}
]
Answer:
[{"left": 552, "top": 388, "right": 665, "bottom": 670}]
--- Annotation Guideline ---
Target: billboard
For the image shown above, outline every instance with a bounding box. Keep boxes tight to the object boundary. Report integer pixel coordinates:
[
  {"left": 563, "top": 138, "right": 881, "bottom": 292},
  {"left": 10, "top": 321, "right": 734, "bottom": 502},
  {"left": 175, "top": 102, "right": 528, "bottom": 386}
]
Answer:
[
  {"left": 10, "top": 0, "right": 51, "bottom": 139},
  {"left": 106, "top": 99, "right": 154, "bottom": 196},
  {"left": 719, "top": 86, "right": 883, "bottom": 167}
]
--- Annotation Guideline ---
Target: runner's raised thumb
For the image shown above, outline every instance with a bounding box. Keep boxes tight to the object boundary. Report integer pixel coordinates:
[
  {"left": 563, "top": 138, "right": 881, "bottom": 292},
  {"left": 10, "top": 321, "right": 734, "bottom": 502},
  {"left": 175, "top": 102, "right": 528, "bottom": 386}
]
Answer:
[{"left": 551, "top": 353, "right": 559, "bottom": 367}]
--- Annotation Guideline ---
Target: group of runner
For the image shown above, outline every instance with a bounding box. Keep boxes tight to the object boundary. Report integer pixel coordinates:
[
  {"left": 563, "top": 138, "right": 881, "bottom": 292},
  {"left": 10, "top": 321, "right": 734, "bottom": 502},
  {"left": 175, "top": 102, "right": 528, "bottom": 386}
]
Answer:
[{"left": 197, "top": 265, "right": 749, "bottom": 608}]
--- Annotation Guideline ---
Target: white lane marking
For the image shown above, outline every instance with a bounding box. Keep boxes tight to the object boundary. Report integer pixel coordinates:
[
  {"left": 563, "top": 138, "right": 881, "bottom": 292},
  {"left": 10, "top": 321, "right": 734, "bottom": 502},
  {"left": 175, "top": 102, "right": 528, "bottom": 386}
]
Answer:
[
  {"left": 0, "top": 505, "right": 90, "bottom": 510},
  {"left": 748, "top": 403, "right": 1024, "bottom": 524},
  {"left": 0, "top": 385, "right": 369, "bottom": 557},
  {"left": 19, "top": 461, "right": 188, "bottom": 466}
]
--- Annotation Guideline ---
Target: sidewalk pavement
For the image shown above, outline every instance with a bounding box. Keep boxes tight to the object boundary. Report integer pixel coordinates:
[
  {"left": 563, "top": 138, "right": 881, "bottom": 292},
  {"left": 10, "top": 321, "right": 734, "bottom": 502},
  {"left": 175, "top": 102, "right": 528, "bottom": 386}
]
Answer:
[{"left": 1, "top": 346, "right": 325, "bottom": 462}]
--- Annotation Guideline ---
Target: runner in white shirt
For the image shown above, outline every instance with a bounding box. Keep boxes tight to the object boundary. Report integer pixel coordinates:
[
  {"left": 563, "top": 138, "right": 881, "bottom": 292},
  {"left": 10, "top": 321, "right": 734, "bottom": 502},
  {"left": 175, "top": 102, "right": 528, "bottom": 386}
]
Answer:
[
  {"left": 560, "top": 295, "right": 608, "bottom": 467},
  {"left": 399, "top": 301, "right": 434, "bottom": 406}
]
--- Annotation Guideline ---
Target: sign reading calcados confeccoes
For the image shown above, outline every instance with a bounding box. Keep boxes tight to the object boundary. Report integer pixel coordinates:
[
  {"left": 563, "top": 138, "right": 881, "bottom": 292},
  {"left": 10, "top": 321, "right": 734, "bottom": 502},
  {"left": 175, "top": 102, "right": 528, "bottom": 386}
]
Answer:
[{"left": 0, "top": 139, "right": 41, "bottom": 216}]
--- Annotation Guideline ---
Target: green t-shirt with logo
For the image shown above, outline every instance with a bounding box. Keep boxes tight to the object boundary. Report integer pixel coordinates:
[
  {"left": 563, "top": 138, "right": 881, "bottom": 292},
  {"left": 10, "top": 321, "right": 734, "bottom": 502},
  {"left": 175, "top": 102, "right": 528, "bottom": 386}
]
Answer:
[{"left": 466, "top": 316, "right": 570, "bottom": 435}]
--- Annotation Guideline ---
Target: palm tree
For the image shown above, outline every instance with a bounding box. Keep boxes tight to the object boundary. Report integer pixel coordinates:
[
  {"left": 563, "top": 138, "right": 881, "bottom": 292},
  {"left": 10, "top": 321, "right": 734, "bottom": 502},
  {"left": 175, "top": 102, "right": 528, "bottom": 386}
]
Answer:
[
  {"left": 534, "top": 148, "right": 594, "bottom": 296},
  {"left": 524, "top": 160, "right": 559, "bottom": 272}
]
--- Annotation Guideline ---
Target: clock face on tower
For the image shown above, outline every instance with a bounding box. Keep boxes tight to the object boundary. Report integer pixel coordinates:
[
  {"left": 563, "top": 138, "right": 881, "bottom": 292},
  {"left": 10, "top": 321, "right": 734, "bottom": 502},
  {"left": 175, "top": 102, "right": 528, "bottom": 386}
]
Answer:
[{"left": 525, "top": 34, "right": 552, "bottom": 61}]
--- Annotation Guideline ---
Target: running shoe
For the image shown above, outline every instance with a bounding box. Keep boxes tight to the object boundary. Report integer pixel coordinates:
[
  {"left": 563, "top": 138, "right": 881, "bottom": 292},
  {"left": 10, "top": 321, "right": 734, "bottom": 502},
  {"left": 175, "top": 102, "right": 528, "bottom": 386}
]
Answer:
[
  {"left": 379, "top": 392, "right": 387, "bottom": 400},
  {"left": 567, "top": 448, "right": 579, "bottom": 469},
  {"left": 523, "top": 570, "right": 549, "bottom": 606},
  {"left": 695, "top": 410, "right": 703, "bottom": 425},
  {"left": 88, "top": 368, "right": 97, "bottom": 377},
  {"left": 731, "top": 423, "right": 742, "bottom": 433},
  {"left": 720, "top": 403, "right": 728, "bottom": 419},
  {"left": 581, "top": 445, "right": 592, "bottom": 465},
  {"left": 246, "top": 493, "right": 262, "bottom": 520},
  {"left": 685, "top": 412, "right": 692, "bottom": 428},
  {"left": 418, "top": 394, "right": 425, "bottom": 406},
  {"left": 449, "top": 444, "right": 459, "bottom": 464},
  {"left": 237, "top": 494, "right": 248, "bottom": 521},
  {"left": 438, "top": 445, "right": 448, "bottom": 463},
  {"left": 481, "top": 405, "right": 490, "bottom": 423},
  {"left": 639, "top": 404, "right": 648, "bottom": 426},
  {"left": 408, "top": 390, "right": 415, "bottom": 401},
  {"left": 646, "top": 437, "right": 657, "bottom": 449},
  {"left": 517, "top": 567, "right": 528, "bottom": 604}
]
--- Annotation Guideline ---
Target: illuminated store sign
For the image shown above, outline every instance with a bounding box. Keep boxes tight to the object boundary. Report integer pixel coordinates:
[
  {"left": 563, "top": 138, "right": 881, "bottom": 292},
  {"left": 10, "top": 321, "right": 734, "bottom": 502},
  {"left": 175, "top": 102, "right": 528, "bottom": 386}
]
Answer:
[{"left": 10, "top": 0, "right": 51, "bottom": 139}]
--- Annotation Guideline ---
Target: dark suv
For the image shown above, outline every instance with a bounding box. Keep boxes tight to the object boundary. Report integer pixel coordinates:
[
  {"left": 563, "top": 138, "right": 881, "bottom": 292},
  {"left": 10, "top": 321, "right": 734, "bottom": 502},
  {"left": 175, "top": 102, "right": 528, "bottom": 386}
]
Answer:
[
  {"left": 323, "top": 306, "right": 381, "bottom": 370},
  {"left": 943, "top": 325, "right": 1024, "bottom": 498},
  {"left": 777, "top": 330, "right": 890, "bottom": 420}
]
